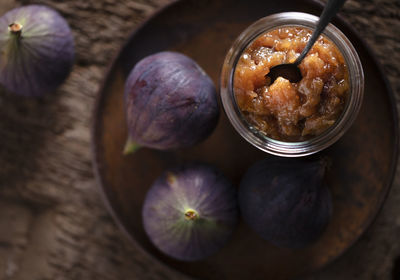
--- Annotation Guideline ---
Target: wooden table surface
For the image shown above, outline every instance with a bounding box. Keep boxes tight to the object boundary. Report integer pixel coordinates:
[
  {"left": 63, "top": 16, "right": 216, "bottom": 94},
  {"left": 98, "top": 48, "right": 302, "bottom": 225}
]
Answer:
[{"left": 0, "top": 0, "right": 399, "bottom": 279}]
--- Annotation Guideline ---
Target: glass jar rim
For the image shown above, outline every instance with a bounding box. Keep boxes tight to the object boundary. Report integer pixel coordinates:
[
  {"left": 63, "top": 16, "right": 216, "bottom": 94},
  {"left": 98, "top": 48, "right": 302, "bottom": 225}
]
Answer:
[{"left": 220, "top": 12, "right": 364, "bottom": 157}]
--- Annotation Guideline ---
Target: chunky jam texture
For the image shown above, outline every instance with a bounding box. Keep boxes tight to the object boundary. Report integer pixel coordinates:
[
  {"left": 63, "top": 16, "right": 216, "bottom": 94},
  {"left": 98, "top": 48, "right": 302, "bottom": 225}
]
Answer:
[{"left": 234, "top": 27, "right": 349, "bottom": 141}]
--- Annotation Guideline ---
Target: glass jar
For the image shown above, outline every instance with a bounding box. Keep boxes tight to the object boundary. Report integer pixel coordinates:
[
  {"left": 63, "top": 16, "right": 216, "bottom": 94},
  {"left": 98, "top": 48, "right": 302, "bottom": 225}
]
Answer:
[{"left": 220, "top": 12, "right": 364, "bottom": 157}]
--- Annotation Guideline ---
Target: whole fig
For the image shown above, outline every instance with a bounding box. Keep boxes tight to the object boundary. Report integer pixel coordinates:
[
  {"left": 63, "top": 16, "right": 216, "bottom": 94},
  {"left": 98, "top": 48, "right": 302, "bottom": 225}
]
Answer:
[
  {"left": 124, "top": 51, "right": 219, "bottom": 152},
  {"left": 0, "top": 5, "right": 74, "bottom": 97},
  {"left": 142, "top": 163, "right": 238, "bottom": 261},
  {"left": 239, "top": 157, "right": 332, "bottom": 248}
]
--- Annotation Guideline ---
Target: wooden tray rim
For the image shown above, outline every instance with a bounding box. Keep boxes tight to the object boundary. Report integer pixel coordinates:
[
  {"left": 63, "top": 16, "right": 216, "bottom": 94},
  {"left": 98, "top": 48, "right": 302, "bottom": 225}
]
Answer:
[{"left": 90, "top": 0, "right": 399, "bottom": 278}]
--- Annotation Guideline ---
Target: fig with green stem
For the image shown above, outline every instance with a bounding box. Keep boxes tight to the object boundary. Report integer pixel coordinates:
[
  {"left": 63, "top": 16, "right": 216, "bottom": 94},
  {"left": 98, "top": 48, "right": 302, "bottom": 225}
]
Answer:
[{"left": 124, "top": 51, "right": 219, "bottom": 153}]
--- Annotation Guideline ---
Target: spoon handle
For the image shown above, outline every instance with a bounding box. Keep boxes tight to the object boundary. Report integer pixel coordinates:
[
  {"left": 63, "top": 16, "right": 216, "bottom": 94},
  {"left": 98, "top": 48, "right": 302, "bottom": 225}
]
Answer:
[{"left": 294, "top": 0, "right": 347, "bottom": 65}]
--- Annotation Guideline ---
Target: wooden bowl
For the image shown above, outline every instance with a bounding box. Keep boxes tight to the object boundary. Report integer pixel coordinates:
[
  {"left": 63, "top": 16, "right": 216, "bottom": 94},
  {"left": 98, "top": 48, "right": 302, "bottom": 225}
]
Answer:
[{"left": 92, "top": 0, "right": 398, "bottom": 279}]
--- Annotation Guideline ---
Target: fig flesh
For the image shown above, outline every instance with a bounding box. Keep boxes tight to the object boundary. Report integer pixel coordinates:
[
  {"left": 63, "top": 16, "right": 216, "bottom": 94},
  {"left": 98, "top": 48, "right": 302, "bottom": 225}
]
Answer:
[
  {"left": 238, "top": 157, "right": 332, "bottom": 248},
  {"left": 0, "top": 5, "right": 74, "bottom": 97},
  {"left": 124, "top": 51, "right": 219, "bottom": 152},
  {"left": 142, "top": 163, "right": 238, "bottom": 261}
]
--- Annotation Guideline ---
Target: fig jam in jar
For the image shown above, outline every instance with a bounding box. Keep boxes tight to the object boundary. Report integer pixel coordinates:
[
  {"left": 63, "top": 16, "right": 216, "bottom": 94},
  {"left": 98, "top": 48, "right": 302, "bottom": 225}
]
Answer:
[{"left": 220, "top": 12, "right": 364, "bottom": 157}]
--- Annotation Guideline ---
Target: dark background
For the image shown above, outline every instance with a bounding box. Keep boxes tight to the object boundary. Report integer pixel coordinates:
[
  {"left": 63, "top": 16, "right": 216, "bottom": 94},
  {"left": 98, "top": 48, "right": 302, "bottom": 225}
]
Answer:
[{"left": 0, "top": 0, "right": 399, "bottom": 279}]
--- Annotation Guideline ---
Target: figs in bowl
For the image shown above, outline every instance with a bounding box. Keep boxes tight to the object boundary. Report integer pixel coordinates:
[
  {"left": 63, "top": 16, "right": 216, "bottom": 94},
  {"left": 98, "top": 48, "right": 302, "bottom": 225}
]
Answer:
[
  {"left": 124, "top": 51, "right": 219, "bottom": 152},
  {"left": 0, "top": 5, "right": 74, "bottom": 97},
  {"left": 239, "top": 157, "right": 332, "bottom": 248},
  {"left": 142, "top": 163, "right": 238, "bottom": 261}
]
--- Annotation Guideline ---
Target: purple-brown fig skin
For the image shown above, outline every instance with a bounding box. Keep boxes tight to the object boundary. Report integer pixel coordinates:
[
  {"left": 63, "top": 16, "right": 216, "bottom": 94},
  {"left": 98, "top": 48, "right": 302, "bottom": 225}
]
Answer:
[
  {"left": 239, "top": 157, "right": 332, "bottom": 249},
  {"left": 0, "top": 5, "right": 74, "bottom": 97},
  {"left": 142, "top": 163, "right": 238, "bottom": 261},
  {"left": 124, "top": 51, "right": 219, "bottom": 150}
]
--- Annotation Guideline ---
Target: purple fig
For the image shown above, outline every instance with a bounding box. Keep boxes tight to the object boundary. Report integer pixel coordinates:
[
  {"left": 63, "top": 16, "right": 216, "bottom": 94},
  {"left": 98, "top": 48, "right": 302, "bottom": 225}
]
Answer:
[
  {"left": 0, "top": 5, "right": 74, "bottom": 97},
  {"left": 239, "top": 157, "right": 332, "bottom": 248},
  {"left": 124, "top": 51, "right": 219, "bottom": 153},
  {"left": 142, "top": 163, "right": 238, "bottom": 261}
]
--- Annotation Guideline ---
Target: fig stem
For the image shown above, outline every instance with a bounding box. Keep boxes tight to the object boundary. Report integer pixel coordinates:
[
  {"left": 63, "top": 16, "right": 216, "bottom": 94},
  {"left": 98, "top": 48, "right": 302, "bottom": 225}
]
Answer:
[
  {"left": 8, "top": 23, "right": 23, "bottom": 37},
  {"left": 184, "top": 209, "right": 198, "bottom": 221},
  {"left": 123, "top": 140, "right": 140, "bottom": 155}
]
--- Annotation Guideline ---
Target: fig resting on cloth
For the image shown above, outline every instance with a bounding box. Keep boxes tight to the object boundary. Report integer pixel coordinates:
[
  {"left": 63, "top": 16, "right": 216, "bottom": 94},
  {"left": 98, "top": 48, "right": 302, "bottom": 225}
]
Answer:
[{"left": 0, "top": 5, "right": 75, "bottom": 97}]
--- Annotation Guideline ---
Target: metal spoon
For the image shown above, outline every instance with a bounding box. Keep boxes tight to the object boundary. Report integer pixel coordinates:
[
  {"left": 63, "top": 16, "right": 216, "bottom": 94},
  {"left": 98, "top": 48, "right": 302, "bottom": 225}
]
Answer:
[{"left": 266, "top": 0, "right": 347, "bottom": 83}]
